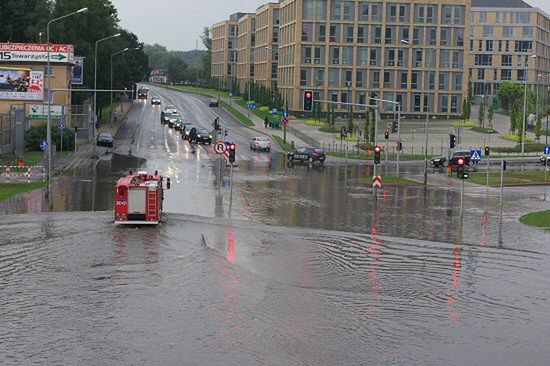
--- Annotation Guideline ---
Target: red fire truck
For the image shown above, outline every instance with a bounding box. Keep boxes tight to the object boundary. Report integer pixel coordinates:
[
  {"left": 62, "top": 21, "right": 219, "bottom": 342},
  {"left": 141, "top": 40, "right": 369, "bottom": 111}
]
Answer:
[{"left": 114, "top": 171, "right": 170, "bottom": 225}]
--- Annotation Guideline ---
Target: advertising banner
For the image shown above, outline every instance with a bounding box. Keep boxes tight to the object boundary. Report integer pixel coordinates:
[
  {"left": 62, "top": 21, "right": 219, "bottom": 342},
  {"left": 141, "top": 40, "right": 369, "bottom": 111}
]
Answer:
[
  {"left": 0, "top": 43, "right": 74, "bottom": 64},
  {"left": 71, "top": 56, "right": 84, "bottom": 85},
  {"left": 28, "top": 104, "right": 63, "bottom": 120},
  {"left": 0, "top": 68, "right": 44, "bottom": 101}
]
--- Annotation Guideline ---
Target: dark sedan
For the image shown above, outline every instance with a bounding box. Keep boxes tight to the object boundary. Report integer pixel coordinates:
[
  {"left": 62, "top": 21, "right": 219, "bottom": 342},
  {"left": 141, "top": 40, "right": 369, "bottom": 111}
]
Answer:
[
  {"left": 287, "top": 147, "right": 326, "bottom": 164},
  {"left": 96, "top": 131, "right": 114, "bottom": 147},
  {"left": 194, "top": 128, "right": 213, "bottom": 144}
]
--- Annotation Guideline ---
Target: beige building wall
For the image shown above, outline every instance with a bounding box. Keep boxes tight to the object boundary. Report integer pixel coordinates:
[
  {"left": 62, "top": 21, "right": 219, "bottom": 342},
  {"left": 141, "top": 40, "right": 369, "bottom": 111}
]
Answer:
[
  {"left": 211, "top": 19, "right": 239, "bottom": 88},
  {"left": 254, "top": 3, "right": 281, "bottom": 90},
  {"left": 278, "top": 0, "right": 470, "bottom": 116},
  {"left": 237, "top": 14, "right": 256, "bottom": 93},
  {"left": 470, "top": 5, "right": 550, "bottom": 98}
]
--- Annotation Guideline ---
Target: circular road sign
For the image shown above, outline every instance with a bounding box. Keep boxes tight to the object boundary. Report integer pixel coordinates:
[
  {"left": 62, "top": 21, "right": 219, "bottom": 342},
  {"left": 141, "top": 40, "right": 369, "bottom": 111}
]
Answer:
[{"left": 215, "top": 141, "right": 227, "bottom": 154}]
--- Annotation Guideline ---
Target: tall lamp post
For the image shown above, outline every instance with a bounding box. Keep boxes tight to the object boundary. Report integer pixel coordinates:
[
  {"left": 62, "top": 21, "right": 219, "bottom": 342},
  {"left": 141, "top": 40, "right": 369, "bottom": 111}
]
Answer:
[
  {"left": 522, "top": 54, "right": 537, "bottom": 155},
  {"left": 45, "top": 7, "right": 88, "bottom": 195},
  {"left": 402, "top": 40, "right": 436, "bottom": 185},
  {"left": 110, "top": 47, "right": 128, "bottom": 127},
  {"left": 94, "top": 32, "right": 121, "bottom": 152}
]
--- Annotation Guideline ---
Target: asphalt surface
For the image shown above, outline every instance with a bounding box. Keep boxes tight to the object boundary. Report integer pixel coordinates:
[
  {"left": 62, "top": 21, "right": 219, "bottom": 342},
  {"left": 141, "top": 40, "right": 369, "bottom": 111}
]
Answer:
[{"left": 1, "top": 88, "right": 550, "bottom": 365}]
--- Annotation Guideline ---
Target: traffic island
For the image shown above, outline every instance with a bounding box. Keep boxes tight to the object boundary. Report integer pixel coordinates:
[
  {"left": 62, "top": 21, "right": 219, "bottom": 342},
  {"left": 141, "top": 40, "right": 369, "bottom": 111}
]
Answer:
[
  {"left": 366, "top": 176, "right": 422, "bottom": 186},
  {"left": 453, "top": 170, "right": 550, "bottom": 187},
  {"left": 520, "top": 210, "right": 550, "bottom": 232}
]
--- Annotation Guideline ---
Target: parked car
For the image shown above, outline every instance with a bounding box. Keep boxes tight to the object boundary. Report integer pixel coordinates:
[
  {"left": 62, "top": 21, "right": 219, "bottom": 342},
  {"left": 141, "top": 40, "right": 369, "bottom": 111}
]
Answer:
[
  {"left": 287, "top": 147, "right": 326, "bottom": 164},
  {"left": 96, "top": 131, "right": 114, "bottom": 147},
  {"left": 250, "top": 137, "right": 272, "bottom": 151},
  {"left": 540, "top": 155, "right": 550, "bottom": 166},
  {"left": 209, "top": 99, "right": 219, "bottom": 107},
  {"left": 193, "top": 128, "right": 213, "bottom": 144},
  {"left": 151, "top": 97, "right": 161, "bottom": 105}
]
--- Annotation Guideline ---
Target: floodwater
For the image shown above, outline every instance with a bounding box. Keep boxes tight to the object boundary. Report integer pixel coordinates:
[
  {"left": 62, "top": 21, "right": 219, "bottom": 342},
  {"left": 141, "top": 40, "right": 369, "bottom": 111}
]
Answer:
[{"left": 1, "top": 211, "right": 549, "bottom": 365}]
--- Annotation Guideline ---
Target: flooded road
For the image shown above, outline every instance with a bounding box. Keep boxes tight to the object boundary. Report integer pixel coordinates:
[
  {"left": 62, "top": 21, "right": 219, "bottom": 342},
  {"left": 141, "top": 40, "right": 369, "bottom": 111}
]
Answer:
[{"left": 1, "top": 87, "right": 550, "bottom": 365}]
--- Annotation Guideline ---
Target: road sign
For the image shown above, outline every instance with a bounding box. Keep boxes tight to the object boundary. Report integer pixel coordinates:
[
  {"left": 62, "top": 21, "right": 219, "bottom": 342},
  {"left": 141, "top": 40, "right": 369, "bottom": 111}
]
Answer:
[
  {"left": 283, "top": 111, "right": 288, "bottom": 118},
  {"left": 214, "top": 141, "right": 226, "bottom": 154},
  {"left": 470, "top": 150, "right": 482, "bottom": 162},
  {"left": 248, "top": 103, "right": 256, "bottom": 110},
  {"left": 282, "top": 117, "right": 289, "bottom": 126},
  {"left": 40, "top": 141, "right": 48, "bottom": 151},
  {"left": 372, "top": 176, "right": 382, "bottom": 189},
  {"left": 58, "top": 123, "right": 66, "bottom": 132},
  {"left": 271, "top": 109, "right": 278, "bottom": 114},
  {"left": 544, "top": 146, "right": 550, "bottom": 155}
]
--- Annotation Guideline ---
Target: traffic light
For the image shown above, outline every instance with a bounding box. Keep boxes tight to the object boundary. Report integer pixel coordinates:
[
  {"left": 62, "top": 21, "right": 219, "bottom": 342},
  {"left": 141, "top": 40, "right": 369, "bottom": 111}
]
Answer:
[
  {"left": 391, "top": 120, "right": 398, "bottom": 133},
  {"left": 457, "top": 158, "right": 465, "bottom": 167},
  {"left": 303, "top": 90, "right": 313, "bottom": 111},
  {"left": 340, "top": 126, "right": 347, "bottom": 139},
  {"left": 384, "top": 131, "right": 389, "bottom": 140},
  {"left": 228, "top": 143, "right": 236, "bottom": 163},
  {"left": 449, "top": 134, "right": 456, "bottom": 149},
  {"left": 74, "top": 125, "right": 78, "bottom": 133},
  {"left": 397, "top": 141, "right": 403, "bottom": 151},
  {"left": 484, "top": 146, "right": 490, "bottom": 156},
  {"left": 503, "top": 160, "right": 507, "bottom": 171},
  {"left": 374, "top": 146, "right": 381, "bottom": 164},
  {"left": 214, "top": 117, "right": 220, "bottom": 131},
  {"left": 456, "top": 158, "right": 468, "bottom": 179}
]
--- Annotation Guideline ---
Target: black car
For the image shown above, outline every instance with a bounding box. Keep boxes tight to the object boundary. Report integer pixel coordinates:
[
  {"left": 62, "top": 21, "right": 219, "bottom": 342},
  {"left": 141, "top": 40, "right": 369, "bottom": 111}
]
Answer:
[
  {"left": 194, "top": 128, "right": 212, "bottom": 144},
  {"left": 180, "top": 122, "right": 193, "bottom": 135},
  {"left": 183, "top": 125, "right": 198, "bottom": 140},
  {"left": 172, "top": 117, "right": 187, "bottom": 131},
  {"left": 287, "top": 147, "right": 326, "bottom": 164},
  {"left": 96, "top": 131, "right": 114, "bottom": 147},
  {"left": 430, "top": 150, "right": 473, "bottom": 168}
]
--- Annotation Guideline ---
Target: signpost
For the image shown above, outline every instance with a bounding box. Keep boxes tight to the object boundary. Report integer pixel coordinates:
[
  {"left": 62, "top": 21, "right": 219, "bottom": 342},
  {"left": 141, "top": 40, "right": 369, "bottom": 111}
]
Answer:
[
  {"left": 372, "top": 176, "right": 382, "bottom": 189},
  {"left": 282, "top": 116, "right": 289, "bottom": 143},
  {"left": 470, "top": 150, "right": 482, "bottom": 163},
  {"left": 248, "top": 103, "right": 256, "bottom": 110},
  {"left": 40, "top": 141, "right": 48, "bottom": 162},
  {"left": 214, "top": 141, "right": 227, "bottom": 155},
  {"left": 59, "top": 123, "right": 66, "bottom": 152},
  {"left": 29, "top": 105, "right": 63, "bottom": 120},
  {"left": 0, "top": 43, "right": 75, "bottom": 63}
]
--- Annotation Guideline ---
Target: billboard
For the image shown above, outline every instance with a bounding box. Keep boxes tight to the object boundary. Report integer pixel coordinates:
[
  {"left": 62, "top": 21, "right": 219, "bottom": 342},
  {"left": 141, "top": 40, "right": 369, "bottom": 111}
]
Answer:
[
  {"left": 0, "top": 68, "right": 44, "bottom": 101},
  {"left": 0, "top": 43, "right": 74, "bottom": 64},
  {"left": 71, "top": 57, "right": 84, "bottom": 85}
]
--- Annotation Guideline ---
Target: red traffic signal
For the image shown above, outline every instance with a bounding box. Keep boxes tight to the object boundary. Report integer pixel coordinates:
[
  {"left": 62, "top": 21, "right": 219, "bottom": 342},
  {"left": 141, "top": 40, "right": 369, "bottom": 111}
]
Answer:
[
  {"left": 303, "top": 90, "right": 313, "bottom": 111},
  {"left": 484, "top": 146, "right": 490, "bottom": 156},
  {"left": 384, "top": 131, "right": 389, "bottom": 140},
  {"left": 457, "top": 158, "right": 465, "bottom": 166},
  {"left": 229, "top": 143, "right": 236, "bottom": 150},
  {"left": 374, "top": 146, "right": 381, "bottom": 153},
  {"left": 305, "top": 92, "right": 312, "bottom": 99}
]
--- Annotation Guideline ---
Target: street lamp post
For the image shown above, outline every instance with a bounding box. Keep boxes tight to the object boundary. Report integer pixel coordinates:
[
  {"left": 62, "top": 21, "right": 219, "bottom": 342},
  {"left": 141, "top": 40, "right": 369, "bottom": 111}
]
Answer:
[
  {"left": 45, "top": 7, "right": 87, "bottom": 200},
  {"left": 401, "top": 39, "right": 436, "bottom": 185},
  {"left": 522, "top": 54, "right": 537, "bottom": 155},
  {"left": 94, "top": 32, "right": 121, "bottom": 153},
  {"left": 110, "top": 47, "right": 128, "bottom": 127}
]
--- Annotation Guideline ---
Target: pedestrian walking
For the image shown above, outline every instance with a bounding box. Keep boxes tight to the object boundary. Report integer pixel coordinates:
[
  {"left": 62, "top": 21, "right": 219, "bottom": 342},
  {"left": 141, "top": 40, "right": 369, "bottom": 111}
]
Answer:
[{"left": 264, "top": 116, "right": 269, "bottom": 128}]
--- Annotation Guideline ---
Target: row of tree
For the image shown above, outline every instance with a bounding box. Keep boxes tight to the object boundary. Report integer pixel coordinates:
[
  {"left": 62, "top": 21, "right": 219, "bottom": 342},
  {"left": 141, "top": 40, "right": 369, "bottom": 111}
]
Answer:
[
  {"left": 0, "top": 0, "right": 150, "bottom": 110},
  {"left": 242, "top": 81, "right": 284, "bottom": 110}
]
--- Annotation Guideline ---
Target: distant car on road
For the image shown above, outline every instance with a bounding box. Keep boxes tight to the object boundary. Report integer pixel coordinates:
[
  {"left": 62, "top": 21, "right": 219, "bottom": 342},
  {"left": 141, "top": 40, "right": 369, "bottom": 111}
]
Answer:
[
  {"left": 193, "top": 128, "right": 213, "bottom": 144},
  {"left": 138, "top": 88, "right": 148, "bottom": 99},
  {"left": 96, "top": 131, "right": 114, "bottom": 147},
  {"left": 151, "top": 97, "right": 161, "bottom": 105},
  {"left": 162, "top": 111, "right": 180, "bottom": 125},
  {"left": 209, "top": 99, "right": 219, "bottom": 107},
  {"left": 250, "top": 137, "right": 272, "bottom": 151},
  {"left": 287, "top": 147, "right": 326, "bottom": 164},
  {"left": 430, "top": 150, "right": 474, "bottom": 168},
  {"left": 172, "top": 117, "right": 186, "bottom": 131},
  {"left": 540, "top": 155, "right": 550, "bottom": 165}
]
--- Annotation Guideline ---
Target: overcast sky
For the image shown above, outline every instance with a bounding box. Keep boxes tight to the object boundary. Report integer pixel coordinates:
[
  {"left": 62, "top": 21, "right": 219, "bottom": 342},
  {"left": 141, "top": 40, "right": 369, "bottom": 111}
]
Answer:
[{"left": 111, "top": 0, "right": 550, "bottom": 51}]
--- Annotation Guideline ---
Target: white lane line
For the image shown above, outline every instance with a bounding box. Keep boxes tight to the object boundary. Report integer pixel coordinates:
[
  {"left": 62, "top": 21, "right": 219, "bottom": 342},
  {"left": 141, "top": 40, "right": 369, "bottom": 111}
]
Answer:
[{"left": 164, "top": 129, "right": 171, "bottom": 153}]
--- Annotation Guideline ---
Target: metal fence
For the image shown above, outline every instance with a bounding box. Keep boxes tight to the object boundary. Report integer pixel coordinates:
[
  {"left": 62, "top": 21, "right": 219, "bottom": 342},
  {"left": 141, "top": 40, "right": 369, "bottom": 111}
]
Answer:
[{"left": 0, "top": 111, "right": 15, "bottom": 154}]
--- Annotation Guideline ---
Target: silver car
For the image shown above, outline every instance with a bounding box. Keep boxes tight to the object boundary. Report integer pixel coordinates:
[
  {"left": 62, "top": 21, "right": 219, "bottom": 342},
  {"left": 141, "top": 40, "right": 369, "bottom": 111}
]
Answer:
[{"left": 96, "top": 131, "right": 114, "bottom": 147}]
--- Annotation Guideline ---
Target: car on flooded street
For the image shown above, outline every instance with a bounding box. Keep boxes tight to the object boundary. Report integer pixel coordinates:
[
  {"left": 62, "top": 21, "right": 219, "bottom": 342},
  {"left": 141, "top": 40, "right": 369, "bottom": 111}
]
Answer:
[
  {"left": 430, "top": 150, "right": 474, "bottom": 168},
  {"left": 151, "top": 97, "right": 161, "bottom": 105},
  {"left": 287, "top": 147, "right": 326, "bottom": 164},
  {"left": 250, "top": 136, "right": 272, "bottom": 151},
  {"left": 193, "top": 128, "right": 212, "bottom": 144},
  {"left": 183, "top": 124, "right": 198, "bottom": 140},
  {"left": 96, "top": 131, "right": 114, "bottom": 147},
  {"left": 209, "top": 99, "right": 219, "bottom": 107}
]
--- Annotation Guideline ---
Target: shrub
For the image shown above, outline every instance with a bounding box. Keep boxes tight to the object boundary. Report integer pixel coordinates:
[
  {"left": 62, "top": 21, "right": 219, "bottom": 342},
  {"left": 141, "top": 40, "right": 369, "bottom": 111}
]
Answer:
[
  {"left": 451, "top": 121, "right": 475, "bottom": 127},
  {"left": 502, "top": 134, "right": 534, "bottom": 143},
  {"left": 289, "top": 116, "right": 297, "bottom": 120},
  {"left": 305, "top": 120, "right": 325, "bottom": 127},
  {"left": 335, "top": 134, "right": 360, "bottom": 142},
  {"left": 25, "top": 124, "right": 75, "bottom": 151},
  {"left": 259, "top": 106, "right": 269, "bottom": 111}
]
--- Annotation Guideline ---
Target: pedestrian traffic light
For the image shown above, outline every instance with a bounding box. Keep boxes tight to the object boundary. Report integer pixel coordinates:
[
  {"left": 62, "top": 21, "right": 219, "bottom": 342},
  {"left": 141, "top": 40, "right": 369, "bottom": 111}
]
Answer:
[
  {"left": 485, "top": 146, "right": 490, "bottom": 156},
  {"left": 303, "top": 90, "right": 313, "bottom": 111},
  {"left": 340, "top": 126, "right": 347, "bottom": 139},
  {"left": 391, "top": 120, "right": 398, "bottom": 133},
  {"left": 374, "top": 146, "right": 381, "bottom": 164},
  {"left": 228, "top": 143, "right": 236, "bottom": 163},
  {"left": 74, "top": 125, "right": 78, "bottom": 133},
  {"left": 449, "top": 134, "right": 456, "bottom": 149},
  {"left": 214, "top": 117, "right": 220, "bottom": 131},
  {"left": 397, "top": 141, "right": 403, "bottom": 151},
  {"left": 384, "top": 131, "right": 389, "bottom": 140},
  {"left": 503, "top": 160, "right": 507, "bottom": 171}
]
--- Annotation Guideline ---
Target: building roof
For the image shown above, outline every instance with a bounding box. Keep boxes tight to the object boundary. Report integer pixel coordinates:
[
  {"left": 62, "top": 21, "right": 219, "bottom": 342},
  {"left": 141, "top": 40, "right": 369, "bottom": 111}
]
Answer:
[{"left": 472, "top": 0, "right": 532, "bottom": 8}]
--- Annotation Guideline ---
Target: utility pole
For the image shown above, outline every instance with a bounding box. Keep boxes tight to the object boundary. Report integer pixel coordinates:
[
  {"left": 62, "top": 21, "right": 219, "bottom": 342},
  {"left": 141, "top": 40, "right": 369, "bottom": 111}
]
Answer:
[
  {"left": 497, "top": 160, "right": 505, "bottom": 247},
  {"left": 396, "top": 103, "right": 402, "bottom": 177}
]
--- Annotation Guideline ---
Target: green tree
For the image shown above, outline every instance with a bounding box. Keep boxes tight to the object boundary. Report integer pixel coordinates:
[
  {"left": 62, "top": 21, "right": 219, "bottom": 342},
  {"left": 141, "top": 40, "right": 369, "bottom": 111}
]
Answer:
[
  {"left": 461, "top": 98, "right": 471, "bottom": 122},
  {"left": 478, "top": 102, "right": 485, "bottom": 128},
  {"left": 518, "top": 113, "right": 526, "bottom": 146},
  {"left": 497, "top": 81, "right": 524, "bottom": 112},
  {"left": 510, "top": 108, "right": 517, "bottom": 133},
  {"left": 370, "top": 109, "right": 376, "bottom": 143},
  {"left": 200, "top": 26, "right": 212, "bottom": 81},
  {"left": 166, "top": 56, "right": 188, "bottom": 83},
  {"left": 364, "top": 109, "right": 370, "bottom": 143},
  {"left": 488, "top": 105, "right": 494, "bottom": 129},
  {"left": 535, "top": 113, "right": 542, "bottom": 141},
  {"left": 329, "top": 104, "right": 335, "bottom": 131},
  {"left": 0, "top": 0, "right": 50, "bottom": 42},
  {"left": 348, "top": 105, "right": 354, "bottom": 135}
]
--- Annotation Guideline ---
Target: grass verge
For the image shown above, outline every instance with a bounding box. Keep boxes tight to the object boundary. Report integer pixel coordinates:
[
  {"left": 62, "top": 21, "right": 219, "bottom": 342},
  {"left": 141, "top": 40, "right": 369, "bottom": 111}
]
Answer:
[
  {"left": 305, "top": 120, "right": 325, "bottom": 127},
  {"left": 493, "top": 143, "right": 547, "bottom": 153},
  {"left": 234, "top": 99, "right": 269, "bottom": 120},
  {"left": 451, "top": 121, "right": 475, "bottom": 127},
  {"left": 0, "top": 182, "right": 47, "bottom": 201},
  {"left": 455, "top": 169, "right": 550, "bottom": 186},
  {"left": 219, "top": 100, "right": 255, "bottom": 127},
  {"left": 367, "top": 176, "right": 422, "bottom": 186},
  {"left": 520, "top": 210, "right": 550, "bottom": 232},
  {"left": 272, "top": 135, "right": 294, "bottom": 152},
  {"left": 502, "top": 134, "right": 534, "bottom": 143},
  {"left": 167, "top": 85, "right": 230, "bottom": 99}
]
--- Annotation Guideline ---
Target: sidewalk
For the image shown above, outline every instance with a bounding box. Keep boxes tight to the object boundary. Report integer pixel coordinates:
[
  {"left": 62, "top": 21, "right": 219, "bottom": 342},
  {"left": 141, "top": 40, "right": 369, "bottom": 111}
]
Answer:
[{"left": 54, "top": 100, "right": 134, "bottom": 173}]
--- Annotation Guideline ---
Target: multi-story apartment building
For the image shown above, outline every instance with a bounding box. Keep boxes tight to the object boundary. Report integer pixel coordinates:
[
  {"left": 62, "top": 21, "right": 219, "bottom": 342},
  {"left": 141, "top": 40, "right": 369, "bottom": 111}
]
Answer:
[
  {"left": 236, "top": 14, "right": 256, "bottom": 93},
  {"left": 254, "top": 2, "right": 281, "bottom": 90},
  {"left": 470, "top": 0, "right": 550, "bottom": 99},
  {"left": 211, "top": 13, "right": 243, "bottom": 89},
  {"left": 278, "top": 0, "right": 470, "bottom": 116}
]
